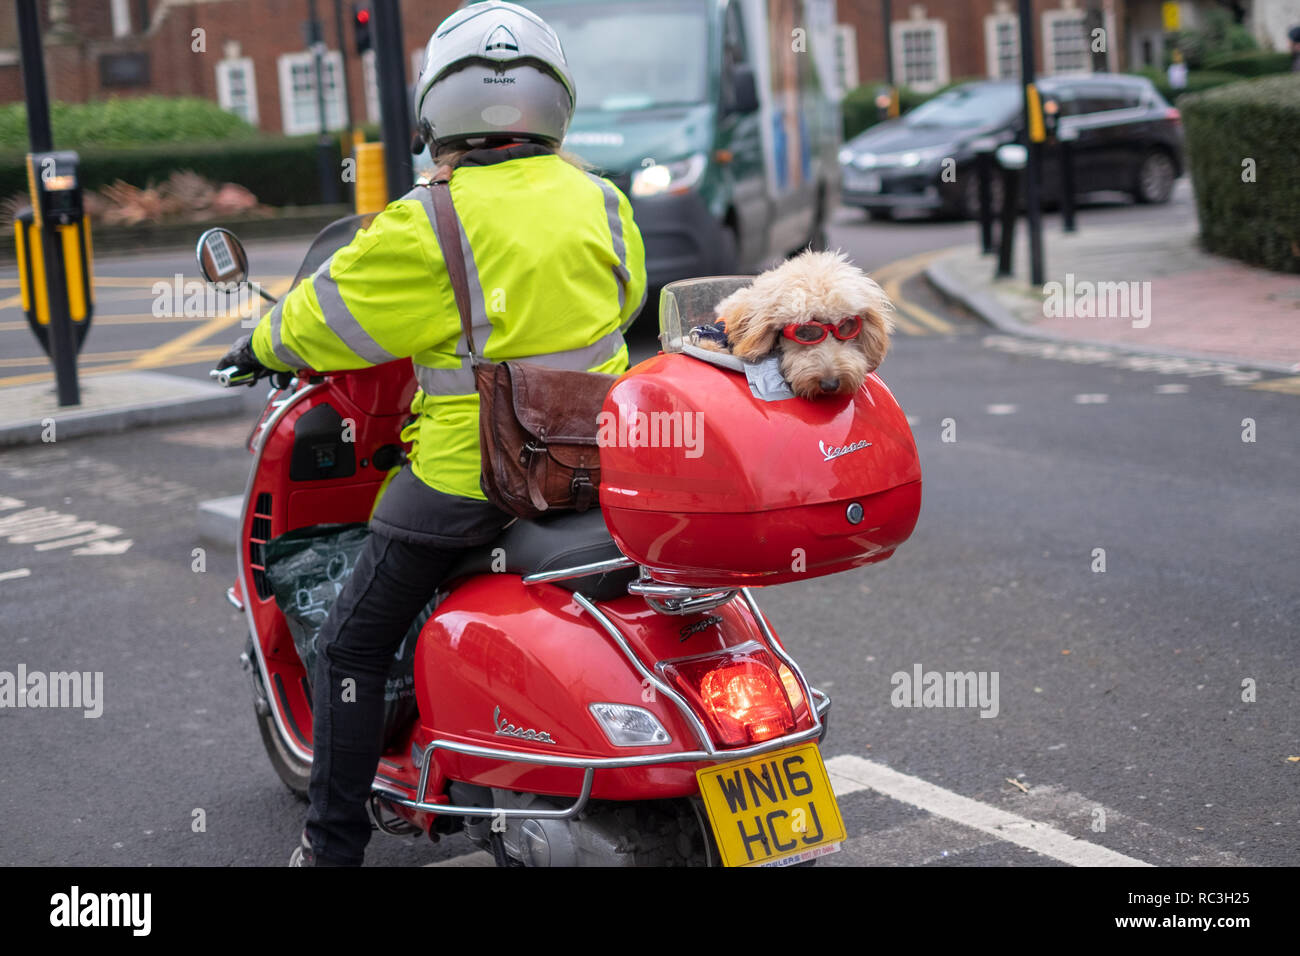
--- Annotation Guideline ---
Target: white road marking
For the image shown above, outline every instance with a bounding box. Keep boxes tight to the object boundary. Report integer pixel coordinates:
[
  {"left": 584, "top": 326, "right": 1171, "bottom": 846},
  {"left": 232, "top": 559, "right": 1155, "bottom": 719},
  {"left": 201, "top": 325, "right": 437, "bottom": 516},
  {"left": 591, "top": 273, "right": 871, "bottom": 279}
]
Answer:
[
  {"left": 0, "top": 567, "right": 31, "bottom": 583},
  {"left": 1074, "top": 393, "right": 1108, "bottom": 404},
  {"left": 425, "top": 850, "right": 495, "bottom": 868},
  {"left": 73, "top": 538, "right": 134, "bottom": 556},
  {"left": 982, "top": 335, "right": 1263, "bottom": 386},
  {"left": 0, "top": 505, "right": 131, "bottom": 555},
  {"left": 824, "top": 755, "right": 1152, "bottom": 867},
  {"left": 985, "top": 404, "right": 1018, "bottom": 415}
]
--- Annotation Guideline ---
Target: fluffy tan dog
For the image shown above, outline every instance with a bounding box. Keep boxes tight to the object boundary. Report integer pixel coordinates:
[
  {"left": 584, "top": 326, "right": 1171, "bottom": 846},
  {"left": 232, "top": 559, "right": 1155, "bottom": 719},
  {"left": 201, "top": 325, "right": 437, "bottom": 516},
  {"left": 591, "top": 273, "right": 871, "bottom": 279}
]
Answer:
[{"left": 696, "top": 250, "right": 895, "bottom": 399}]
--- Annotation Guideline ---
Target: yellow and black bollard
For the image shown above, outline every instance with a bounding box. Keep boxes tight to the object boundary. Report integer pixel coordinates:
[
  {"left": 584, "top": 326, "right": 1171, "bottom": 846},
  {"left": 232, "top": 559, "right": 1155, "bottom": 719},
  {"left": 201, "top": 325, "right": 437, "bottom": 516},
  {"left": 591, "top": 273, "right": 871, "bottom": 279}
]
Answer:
[{"left": 14, "top": 204, "right": 94, "bottom": 358}]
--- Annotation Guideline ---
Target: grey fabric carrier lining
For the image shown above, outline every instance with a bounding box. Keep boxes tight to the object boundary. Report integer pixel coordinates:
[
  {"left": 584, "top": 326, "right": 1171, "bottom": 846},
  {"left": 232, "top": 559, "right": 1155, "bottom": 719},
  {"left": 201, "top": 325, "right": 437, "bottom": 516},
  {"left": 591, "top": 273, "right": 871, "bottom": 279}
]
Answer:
[{"left": 681, "top": 343, "right": 796, "bottom": 402}]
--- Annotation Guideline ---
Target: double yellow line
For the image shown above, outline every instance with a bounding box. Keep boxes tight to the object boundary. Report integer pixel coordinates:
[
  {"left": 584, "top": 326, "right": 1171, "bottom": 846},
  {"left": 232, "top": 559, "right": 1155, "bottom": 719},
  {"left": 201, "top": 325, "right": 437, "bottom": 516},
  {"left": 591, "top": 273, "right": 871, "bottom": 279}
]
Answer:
[
  {"left": 0, "top": 276, "right": 291, "bottom": 388},
  {"left": 870, "top": 249, "right": 960, "bottom": 336}
]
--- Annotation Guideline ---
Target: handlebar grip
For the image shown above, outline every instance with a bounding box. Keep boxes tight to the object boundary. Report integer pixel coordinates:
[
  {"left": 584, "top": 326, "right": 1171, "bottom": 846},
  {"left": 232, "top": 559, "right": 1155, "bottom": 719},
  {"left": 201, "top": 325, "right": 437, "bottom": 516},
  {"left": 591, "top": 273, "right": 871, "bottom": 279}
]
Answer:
[{"left": 210, "top": 366, "right": 258, "bottom": 388}]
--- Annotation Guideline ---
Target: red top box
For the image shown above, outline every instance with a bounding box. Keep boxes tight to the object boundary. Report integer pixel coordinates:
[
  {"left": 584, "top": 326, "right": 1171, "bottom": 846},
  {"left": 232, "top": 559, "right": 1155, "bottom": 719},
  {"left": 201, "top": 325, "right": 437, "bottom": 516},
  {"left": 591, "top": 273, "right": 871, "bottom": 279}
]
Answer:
[{"left": 598, "top": 352, "right": 922, "bottom": 588}]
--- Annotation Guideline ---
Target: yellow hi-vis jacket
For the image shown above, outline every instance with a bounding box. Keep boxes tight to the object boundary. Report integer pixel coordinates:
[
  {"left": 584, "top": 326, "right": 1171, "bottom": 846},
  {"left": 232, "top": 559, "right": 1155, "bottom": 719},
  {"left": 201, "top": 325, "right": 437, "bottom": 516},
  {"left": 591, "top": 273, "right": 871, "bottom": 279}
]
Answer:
[{"left": 250, "top": 146, "right": 647, "bottom": 501}]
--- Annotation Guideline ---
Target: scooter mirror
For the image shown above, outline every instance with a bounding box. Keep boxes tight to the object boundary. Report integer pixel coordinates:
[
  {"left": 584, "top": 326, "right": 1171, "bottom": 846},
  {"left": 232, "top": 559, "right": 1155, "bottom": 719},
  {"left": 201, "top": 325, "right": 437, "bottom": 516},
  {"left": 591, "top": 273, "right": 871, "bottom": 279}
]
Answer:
[{"left": 196, "top": 227, "right": 250, "bottom": 286}]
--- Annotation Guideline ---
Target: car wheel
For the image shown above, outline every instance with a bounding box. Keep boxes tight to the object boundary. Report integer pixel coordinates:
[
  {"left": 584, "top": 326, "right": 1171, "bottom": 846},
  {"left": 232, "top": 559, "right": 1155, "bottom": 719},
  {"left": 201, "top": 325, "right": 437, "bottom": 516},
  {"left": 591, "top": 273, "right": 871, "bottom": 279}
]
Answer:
[
  {"left": 866, "top": 208, "right": 894, "bottom": 222},
  {"left": 1135, "top": 150, "right": 1175, "bottom": 204}
]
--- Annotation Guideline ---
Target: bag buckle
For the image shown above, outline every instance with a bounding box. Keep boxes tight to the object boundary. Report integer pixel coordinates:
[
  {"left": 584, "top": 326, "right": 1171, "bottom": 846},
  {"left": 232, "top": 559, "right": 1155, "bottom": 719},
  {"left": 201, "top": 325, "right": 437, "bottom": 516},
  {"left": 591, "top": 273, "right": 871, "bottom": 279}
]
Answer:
[
  {"left": 519, "top": 440, "right": 545, "bottom": 466},
  {"left": 571, "top": 470, "right": 595, "bottom": 511}
]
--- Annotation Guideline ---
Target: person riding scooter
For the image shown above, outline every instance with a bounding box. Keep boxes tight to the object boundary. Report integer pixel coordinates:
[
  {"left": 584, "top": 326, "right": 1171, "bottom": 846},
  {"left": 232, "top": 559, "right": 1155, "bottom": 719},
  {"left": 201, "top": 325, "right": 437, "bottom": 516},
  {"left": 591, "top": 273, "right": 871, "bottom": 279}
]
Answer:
[{"left": 216, "top": 0, "right": 646, "bottom": 866}]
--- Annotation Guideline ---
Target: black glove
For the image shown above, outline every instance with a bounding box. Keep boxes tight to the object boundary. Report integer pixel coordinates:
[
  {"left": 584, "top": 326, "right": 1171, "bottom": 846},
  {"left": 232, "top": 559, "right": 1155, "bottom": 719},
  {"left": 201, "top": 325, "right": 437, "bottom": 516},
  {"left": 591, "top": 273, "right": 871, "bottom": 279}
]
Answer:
[{"left": 216, "top": 334, "right": 263, "bottom": 374}]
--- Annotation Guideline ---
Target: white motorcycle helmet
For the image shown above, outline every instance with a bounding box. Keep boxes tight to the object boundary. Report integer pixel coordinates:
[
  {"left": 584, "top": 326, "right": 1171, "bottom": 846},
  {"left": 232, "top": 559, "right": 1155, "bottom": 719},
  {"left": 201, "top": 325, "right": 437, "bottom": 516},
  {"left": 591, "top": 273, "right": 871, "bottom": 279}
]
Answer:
[{"left": 414, "top": 0, "right": 576, "bottom": 150}]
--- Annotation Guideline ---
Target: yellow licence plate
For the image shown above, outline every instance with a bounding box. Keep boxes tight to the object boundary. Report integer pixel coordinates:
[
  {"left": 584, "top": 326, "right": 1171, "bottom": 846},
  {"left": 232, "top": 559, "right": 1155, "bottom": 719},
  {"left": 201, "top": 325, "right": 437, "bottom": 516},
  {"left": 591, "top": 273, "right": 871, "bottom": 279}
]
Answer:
[{"left": 696, "top": 743, "right": 846, "bottom": 867}]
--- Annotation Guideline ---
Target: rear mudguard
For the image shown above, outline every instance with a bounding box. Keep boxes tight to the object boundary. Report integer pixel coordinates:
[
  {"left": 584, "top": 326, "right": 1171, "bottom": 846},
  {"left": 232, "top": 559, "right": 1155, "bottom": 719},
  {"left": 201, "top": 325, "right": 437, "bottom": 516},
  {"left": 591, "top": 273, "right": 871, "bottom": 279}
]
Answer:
[{"left": 415, "top": 575, "right": 799, "bottom": 801}]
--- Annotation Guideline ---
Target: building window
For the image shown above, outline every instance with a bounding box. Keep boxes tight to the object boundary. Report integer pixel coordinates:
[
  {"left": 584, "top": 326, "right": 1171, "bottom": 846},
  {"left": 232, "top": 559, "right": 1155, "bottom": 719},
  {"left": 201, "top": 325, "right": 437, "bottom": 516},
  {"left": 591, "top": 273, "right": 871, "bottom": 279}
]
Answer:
[
  {"left": 216, "top": 58, "right": 258, "bottom": 126},
  {"left": 985, "top": 14, "right": 1020, "bottom": 79},
  {"left": 834, "top": 24, "right": 859, "bottom": 95},
  {"left": 891, "top": 20, "right": 948, "bottom": 93},
  {"left": 111, "top": 0, "right": 132, "bottom": 37},
  {"left": 1043, "top": 10, "right": 1090, "bottom": 75},
  {"left": 362, "top": 49, "right": 381, "bottom": 124},
  {"left": 277, "top": 51, "right": 346, "bottom": 135}
]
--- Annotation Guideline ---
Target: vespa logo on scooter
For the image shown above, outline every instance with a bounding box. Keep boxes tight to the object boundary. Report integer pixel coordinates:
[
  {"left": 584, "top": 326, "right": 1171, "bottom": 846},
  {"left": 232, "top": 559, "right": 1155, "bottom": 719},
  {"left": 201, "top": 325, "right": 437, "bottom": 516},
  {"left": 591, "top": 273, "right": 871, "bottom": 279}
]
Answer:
[{"left": 493, "top": 705, "right": 556, "bottom": 744}]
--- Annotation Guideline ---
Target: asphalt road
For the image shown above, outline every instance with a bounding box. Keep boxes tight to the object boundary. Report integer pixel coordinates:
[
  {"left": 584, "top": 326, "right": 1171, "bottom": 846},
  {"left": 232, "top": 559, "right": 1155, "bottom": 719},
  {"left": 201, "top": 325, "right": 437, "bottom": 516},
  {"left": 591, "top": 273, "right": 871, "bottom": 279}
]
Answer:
[{"left": 2, "top": 184, "right": 1297, "bottom": 867}]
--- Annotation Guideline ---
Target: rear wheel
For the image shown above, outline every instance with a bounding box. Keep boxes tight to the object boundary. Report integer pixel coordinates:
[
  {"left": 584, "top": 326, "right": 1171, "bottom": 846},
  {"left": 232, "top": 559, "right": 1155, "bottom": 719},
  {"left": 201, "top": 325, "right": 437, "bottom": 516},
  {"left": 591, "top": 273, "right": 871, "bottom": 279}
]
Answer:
[
  {"left": 247, "top": 638, "right": 311, "bottom": 801},
  {"left": 1134, "top": 150, "right": 1176, "bottom": 204},
  {"left": 866, "top": 207, "right": 894, "bottom": 222}
]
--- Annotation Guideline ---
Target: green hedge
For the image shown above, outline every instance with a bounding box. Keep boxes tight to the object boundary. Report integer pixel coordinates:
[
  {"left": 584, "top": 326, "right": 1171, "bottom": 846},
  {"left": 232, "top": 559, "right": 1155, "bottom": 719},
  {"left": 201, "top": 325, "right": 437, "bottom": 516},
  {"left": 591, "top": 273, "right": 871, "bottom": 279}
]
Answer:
[
  {"left": 842, "top": 79, "right": 976, "bottom": 140},
  {"left": 1130, "top": 68, "right": 1248, "bottom": 104},
  {"left": 0, "top": 135, "right": 344, "bottom": 207},
  {"left": 1201, "top": 50, "right": 1294, "bottom": 77},
  {"left": 1181, "top": 74, "right": 1300, "bottom": 273},
  {"left": 0, "top": 96, "right": 258, "bottom": 150}
]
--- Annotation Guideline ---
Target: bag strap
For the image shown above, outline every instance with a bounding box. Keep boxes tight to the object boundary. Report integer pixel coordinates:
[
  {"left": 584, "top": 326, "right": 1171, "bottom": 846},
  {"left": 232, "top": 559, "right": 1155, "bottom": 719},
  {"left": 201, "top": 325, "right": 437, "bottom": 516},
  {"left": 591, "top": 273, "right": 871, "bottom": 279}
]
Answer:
[{"left": 427, "top": 177, "right": 479, "bottom": 363}]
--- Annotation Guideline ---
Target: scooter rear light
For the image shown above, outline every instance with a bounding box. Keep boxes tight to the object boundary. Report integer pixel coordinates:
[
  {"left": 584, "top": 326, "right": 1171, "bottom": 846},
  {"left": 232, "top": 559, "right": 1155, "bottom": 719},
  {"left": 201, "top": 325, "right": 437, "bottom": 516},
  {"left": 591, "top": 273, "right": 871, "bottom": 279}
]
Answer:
[
  {"left": 778, "top": 663, "right": 808, "bottom": 719},
  {"left": 660, "top": 645, "right": 796, "bottom": 746}
]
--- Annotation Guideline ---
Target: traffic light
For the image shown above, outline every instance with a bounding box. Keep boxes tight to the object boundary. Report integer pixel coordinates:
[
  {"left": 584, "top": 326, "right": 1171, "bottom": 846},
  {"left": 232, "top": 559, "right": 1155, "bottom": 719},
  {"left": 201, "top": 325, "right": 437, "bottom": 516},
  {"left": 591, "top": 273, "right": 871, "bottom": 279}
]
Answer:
[{"left": 352, "top": 4, "right": 372, "bottom": 56}]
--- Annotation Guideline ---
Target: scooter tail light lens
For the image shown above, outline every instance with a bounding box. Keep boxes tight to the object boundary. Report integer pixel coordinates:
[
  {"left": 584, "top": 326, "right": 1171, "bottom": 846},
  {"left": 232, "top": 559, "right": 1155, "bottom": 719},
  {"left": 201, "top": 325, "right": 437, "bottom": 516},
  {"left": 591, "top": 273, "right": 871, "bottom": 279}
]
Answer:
[
  {"left": 588, "top": 703, "right": 672, "bottom": 747},
  {"left": 778, "top": 663, "right": 808, "bottom": 719},
  {"left": 660, "top": 646, "right": 797, "bottom": 747}
]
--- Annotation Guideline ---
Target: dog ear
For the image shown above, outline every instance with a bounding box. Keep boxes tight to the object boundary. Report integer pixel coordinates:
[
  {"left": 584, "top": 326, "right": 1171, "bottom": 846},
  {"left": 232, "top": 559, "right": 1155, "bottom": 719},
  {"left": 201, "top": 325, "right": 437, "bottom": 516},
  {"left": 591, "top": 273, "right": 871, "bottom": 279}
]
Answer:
[
  {"left": 847, "top": 273, "right": 896, "bottom": 370},
  {"left": 718, "top": 286, "right": 779, "bottom": 361},
  {"left": 856, "top": 308, "right": 892, "bottom": 370}
]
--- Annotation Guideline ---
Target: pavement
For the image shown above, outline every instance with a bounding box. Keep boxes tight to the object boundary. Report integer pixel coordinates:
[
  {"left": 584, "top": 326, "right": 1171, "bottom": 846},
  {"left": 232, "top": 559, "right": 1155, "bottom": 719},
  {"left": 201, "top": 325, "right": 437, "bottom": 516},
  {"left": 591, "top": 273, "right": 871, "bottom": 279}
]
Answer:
[
  {"left": 927, "top": 215, "right": 1300, "bottom": 375},
  {"left": 0, "top": 370, "right": 247, "bottom": 447}
]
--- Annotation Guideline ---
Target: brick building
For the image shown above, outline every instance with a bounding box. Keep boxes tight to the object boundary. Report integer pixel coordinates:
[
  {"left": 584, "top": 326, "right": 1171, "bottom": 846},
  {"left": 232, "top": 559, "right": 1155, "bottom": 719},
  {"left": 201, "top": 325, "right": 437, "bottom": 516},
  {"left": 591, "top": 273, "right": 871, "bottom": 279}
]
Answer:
[
  {"left": 0, "top": 0, "right": 462, "bottom": 134},
  {"left": 833, "top": 0, "right": 1300, "bottom": 95},
  {"left": 2, "top": 1, "right": 1294, "bottom": 136}
]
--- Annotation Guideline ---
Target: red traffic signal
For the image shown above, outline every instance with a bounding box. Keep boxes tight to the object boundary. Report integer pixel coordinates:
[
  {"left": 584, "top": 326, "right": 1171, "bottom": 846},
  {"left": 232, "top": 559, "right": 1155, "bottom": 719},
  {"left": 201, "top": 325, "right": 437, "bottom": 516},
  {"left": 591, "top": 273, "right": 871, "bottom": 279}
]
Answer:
[{"left": 352, "top": 4, "right": 372, "bottom": 55}]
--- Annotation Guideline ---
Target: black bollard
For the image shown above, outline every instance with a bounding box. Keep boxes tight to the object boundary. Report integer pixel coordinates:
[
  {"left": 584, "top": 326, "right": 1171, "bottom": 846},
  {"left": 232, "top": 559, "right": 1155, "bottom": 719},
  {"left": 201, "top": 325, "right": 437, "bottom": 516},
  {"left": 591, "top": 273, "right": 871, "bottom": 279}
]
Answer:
[
  {"left": 1059, "top": 127, "right": 1078, "bottom": 234},
  {"left": 994, "top": 144, "right": 1027, "bottom": 279},
  {"left": 972, "top": 137, "right": 997, "bottom": 255}
]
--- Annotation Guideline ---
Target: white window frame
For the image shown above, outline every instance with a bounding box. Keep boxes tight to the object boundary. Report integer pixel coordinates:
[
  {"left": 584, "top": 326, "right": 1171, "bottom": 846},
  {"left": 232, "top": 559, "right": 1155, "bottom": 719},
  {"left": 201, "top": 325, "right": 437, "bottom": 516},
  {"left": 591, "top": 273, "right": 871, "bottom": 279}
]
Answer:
[
  {"left": 216, "top": 57, "right": 258, "bottom": 126},
  {"left": 111, "top": 0, "right": 132, "bottom": 38},
  {"left": 834, "top": 24, "right": 859, "bottom": 96},
  {"left": 891, "top": 20, "right": 948, "bottom": 93},
  {"left": 1042, "top": 9, "right": 1091, "bottom": 76},
  {"left": 362, "top": 49, "right": 381, "bottom": 125},
  {"left": 277, "top": 51, "right": 347, "bottom": 136},
  {"left": 984, "top": 13, "right": 1020, "bottom": 80}
]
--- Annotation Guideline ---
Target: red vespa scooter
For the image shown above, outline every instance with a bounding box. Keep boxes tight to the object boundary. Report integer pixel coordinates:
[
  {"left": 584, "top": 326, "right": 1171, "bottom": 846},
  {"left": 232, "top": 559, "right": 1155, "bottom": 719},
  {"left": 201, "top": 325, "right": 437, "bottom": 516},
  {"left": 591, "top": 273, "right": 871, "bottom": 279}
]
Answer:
[{"left": 202, "top": 221, "right": 922, "bottom": 867}]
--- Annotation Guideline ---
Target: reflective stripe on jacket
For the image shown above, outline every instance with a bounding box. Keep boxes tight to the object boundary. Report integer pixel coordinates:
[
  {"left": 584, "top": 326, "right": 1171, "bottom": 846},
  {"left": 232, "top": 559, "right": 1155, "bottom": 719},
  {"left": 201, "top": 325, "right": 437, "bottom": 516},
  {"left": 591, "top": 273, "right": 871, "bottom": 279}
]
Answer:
[{"left": 250, "top": 145, "right": 647, "bottom": 501}]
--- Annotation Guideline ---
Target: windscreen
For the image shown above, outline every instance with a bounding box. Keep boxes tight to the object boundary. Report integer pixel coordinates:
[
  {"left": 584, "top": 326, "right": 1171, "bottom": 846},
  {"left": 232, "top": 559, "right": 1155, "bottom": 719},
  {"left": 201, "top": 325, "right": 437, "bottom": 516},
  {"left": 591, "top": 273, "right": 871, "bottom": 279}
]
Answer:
[
  {"left": 658, "top": 276, "right": 754, "bottom": 353},
  {"left": 290, "top": 213, "right": 377, "bottom": 290},
  {"left": 537, "top": 0, "right": 710, "bottom": 111},
  {"left": 904, "top": 84, "right": 1023, "bottom": 129}
]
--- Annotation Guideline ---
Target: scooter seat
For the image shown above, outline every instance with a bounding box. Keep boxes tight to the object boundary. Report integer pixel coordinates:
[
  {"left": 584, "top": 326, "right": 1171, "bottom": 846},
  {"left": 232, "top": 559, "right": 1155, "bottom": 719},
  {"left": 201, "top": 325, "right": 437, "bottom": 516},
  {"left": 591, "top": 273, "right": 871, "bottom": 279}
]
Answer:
[{"left": 445, "top": 507, "right": 636, "bottom": 600}]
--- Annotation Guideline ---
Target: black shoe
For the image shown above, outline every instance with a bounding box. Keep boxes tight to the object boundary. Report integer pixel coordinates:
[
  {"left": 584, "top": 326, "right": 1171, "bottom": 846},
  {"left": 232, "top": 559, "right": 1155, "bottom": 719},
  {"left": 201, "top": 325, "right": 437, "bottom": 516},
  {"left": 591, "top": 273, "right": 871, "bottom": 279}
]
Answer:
[
  {"left": 288, "top": 830, "right": 314, "bottom": 867},
  {"left": 289, "top": 829, "right": 352, "bottom": 866}
]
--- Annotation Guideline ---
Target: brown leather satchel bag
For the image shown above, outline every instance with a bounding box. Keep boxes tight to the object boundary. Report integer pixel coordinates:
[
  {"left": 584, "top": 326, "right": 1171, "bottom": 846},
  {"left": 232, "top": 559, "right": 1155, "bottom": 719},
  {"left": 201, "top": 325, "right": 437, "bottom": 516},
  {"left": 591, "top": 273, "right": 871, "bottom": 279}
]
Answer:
[{"left": 428, "top": 178, "right": 616, "bottom": 520}]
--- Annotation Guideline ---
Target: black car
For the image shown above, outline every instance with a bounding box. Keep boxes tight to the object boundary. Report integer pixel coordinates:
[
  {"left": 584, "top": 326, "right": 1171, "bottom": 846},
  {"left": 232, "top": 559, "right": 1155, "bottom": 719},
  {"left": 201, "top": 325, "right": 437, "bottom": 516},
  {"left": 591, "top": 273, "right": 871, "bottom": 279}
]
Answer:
[{"left": 839, "top": 74, "right": 1185, "bottom": 219}]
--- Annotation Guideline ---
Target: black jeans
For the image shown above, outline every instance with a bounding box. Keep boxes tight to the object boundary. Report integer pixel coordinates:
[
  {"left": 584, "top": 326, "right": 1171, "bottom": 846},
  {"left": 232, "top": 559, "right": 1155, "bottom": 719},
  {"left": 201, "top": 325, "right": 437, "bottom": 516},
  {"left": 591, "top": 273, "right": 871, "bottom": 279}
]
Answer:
[{"left": 305, "top": 469, "right": 510, "bottom": 865}]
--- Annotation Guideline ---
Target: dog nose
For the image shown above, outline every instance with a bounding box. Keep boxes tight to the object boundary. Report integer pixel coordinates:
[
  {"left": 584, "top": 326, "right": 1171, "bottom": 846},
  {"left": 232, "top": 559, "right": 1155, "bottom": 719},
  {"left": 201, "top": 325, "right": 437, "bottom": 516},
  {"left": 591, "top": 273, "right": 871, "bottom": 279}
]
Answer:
[{"left": 820, "top": 378, "right": 840, "bottom": 392}]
